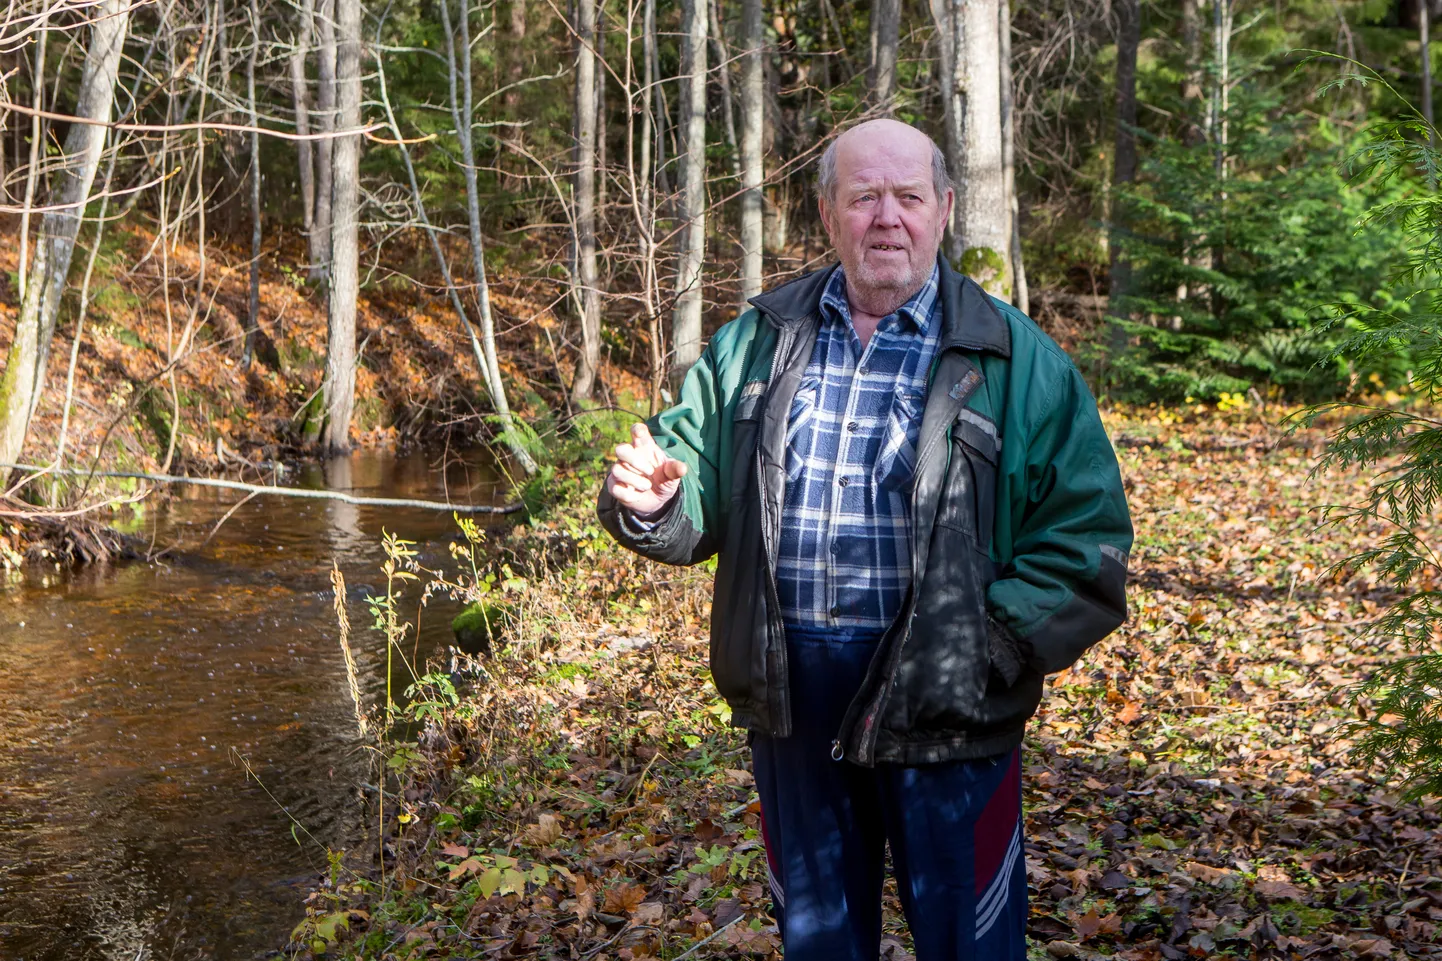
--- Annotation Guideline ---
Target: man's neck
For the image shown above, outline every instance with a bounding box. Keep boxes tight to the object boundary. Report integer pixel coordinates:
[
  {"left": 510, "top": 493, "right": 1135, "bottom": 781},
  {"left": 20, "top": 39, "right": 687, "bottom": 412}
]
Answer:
[{"left": 844, "top": 278, "right": 920, "bottom": 350}]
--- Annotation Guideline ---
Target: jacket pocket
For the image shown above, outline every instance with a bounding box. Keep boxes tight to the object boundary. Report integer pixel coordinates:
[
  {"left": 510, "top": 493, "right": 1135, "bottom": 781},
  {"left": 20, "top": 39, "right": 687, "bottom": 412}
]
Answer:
[{"left": 935, "top": 409, "right": 1000, "bottom": 553}]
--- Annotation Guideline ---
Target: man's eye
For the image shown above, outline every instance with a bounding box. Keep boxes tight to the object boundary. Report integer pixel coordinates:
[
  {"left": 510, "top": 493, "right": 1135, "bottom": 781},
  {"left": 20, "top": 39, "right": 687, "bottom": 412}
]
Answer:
[{"left": 856, "top": 194, "right": 875, "bottom": 204}]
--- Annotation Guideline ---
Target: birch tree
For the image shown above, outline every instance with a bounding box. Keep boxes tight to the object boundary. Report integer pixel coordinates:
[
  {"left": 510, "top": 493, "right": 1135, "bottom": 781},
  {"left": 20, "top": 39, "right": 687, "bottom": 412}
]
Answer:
[
  {"left": 441, "top": 0, "right": 537, "bottom": 472},
  {"left": 571, "top": 0, "right": 602, "bottom": 404},
  {"left": 312, "top": 0, "right": 337, "bottom": 282},
  {"left": 999, "top": 0, "right": 1026, "bottom": 313},
  {"left": 868, "top": 0, "right": 900, "bottom": 115},
  {"left": 929, "top": 0, "right": 1011, "bottom": 296},
  {"left": 671, "top": 0, "right": 708, "bottom": 379},
  {"left": 738, "top": 0, "right": 763, "bottom": 305},
  {"left": 1423, "top": 0, "right": 1434, "bottom": 131},
  {"left": 290, "top": 0, "right": 317, "bottom": 252},
  {"left": 244, "top": 0, "right": 263, "bottom": 367},
  {"left": 0, "top": 0, "right": 132, "bottom": 465},
  {"left": 317, "top": 0, "right": 361, "bottom": 452}
]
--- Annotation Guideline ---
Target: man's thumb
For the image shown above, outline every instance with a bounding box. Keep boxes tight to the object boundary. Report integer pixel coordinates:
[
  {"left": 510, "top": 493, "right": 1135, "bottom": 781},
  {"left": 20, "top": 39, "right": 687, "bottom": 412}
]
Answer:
[{"left": 661, "top": 458, "right": 688, "bottom": 481}]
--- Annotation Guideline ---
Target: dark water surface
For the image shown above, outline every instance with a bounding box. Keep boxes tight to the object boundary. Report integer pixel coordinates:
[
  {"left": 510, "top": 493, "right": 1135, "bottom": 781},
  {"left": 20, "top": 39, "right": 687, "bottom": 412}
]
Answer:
[{"left": 0, "top": 450, "right": 510, "bottom": 960}]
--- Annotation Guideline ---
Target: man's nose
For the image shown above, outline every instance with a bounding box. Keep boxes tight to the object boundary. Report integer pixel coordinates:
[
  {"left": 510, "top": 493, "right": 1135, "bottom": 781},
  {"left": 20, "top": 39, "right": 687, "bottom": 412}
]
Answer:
[{"left": 874, "top": 192, "right": 903, "bottom": 226}]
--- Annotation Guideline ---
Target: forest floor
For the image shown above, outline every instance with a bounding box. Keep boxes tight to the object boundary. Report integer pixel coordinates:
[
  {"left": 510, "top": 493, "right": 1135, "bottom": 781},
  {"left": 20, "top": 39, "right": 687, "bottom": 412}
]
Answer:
[{"left": 286, "top": 401, "right": 1442, "bottom": 961}]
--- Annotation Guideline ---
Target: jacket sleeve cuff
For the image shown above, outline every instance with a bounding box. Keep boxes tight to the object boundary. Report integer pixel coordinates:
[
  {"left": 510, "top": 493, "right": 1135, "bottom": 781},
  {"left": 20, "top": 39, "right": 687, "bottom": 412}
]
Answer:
[
  {"left": 614, "top": 495, "right": 681, "bottom": 537},
  {"left": 597, "top": 485, "right": 701, "bottom": 564},
  {"left": 987, "top": 615, "right": 1026, "bottom": 686}
]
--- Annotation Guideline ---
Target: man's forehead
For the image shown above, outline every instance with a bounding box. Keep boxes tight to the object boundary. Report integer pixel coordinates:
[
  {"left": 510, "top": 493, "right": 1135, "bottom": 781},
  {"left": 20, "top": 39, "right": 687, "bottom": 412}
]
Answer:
[
  {"left": 838, "top": 162, "right": 934, "bottom": 197},
  {"left": 834, "top": 135, "right": 934, "bottom": 185}
]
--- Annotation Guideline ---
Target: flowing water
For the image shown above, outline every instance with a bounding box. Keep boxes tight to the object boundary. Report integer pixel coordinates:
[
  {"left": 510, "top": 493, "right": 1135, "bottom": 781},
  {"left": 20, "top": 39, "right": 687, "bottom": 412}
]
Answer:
[{"left": 0, "top": 450, "right": 511, "bottom": 961}]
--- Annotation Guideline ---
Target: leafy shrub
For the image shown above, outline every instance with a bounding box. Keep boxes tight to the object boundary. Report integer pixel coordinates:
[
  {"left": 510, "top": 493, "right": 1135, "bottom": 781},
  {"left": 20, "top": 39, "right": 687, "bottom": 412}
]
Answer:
[
  {"left": 1103, "top": 84, "right": 1408, "bottom": 401},
  {"left": 1295, "top": 62, "right": 1442, "bottom": 798}
]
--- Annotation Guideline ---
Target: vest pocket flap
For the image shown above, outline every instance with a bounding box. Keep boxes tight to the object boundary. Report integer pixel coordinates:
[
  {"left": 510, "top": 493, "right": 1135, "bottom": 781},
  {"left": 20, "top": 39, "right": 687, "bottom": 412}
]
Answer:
[
  {"left": 735, "top": 381, "right": 768, "bottom": 422},
  {"left": 954, "top": 409, "right": 1001, "bottom": 464}
]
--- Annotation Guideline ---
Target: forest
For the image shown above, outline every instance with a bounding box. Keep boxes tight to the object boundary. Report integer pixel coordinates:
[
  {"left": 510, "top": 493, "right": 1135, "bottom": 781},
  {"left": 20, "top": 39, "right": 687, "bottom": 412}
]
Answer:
[{"left": 5, "top": 0, "right": 1442, "bottom": 958}]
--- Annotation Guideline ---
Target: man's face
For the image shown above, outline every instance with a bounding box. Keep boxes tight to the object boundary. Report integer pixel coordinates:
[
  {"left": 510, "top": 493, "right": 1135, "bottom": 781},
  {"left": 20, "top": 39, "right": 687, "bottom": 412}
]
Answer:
[{"left": 819, "top": 129, "right": 953, "bottom": 307}]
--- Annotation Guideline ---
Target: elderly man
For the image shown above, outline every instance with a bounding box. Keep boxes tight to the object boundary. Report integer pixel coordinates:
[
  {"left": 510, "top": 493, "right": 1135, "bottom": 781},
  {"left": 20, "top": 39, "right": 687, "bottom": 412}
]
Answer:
[{"left": 598, "top": 119, "right": 1132, "bottom": 960}]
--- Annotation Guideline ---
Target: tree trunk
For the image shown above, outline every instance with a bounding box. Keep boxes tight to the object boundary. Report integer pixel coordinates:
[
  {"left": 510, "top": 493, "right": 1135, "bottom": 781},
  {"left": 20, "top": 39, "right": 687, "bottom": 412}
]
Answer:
[
  {"left": 318, "top": 0, "right": 361, "bottom": 453},
  {"left": 708, "top": 0, "right": 738, "bottom": 160},
  {"left": 442, "top": 0, "right": 538, "bottom": 472},
  {"left": 18, "top": 17, "right": 49, "bottom": 306},
  {"left": 930, "top": 0, "right": 964, "bottom": 263},
  {"left": 1211, "top": 0, "right": 1231, "bottom": 320},
  {"left": 571, "top": 0, "right": 603, "bottom": 404},
  {"left": 1424, "top": 0, "right": 1435, "bottom": 132},
  {"left": 1180, "top": 0, "right": 1203, "bottom": 146},
  {"left": 739, "top": 0, "right": 764, "bottom": 305},
  {"left": 999, "top": 0, "right": 1026, "bottom": 313},
  {"left": 929, "top": 0, "right": 1010, "bottom": 296},
  {"left": 290, "top": 0, "right": 316, "bottom": 245},
  {"left": 312, "top": 0, "right": 337, "bottom": 283},
  {"left": 596, "top": 7, "right": 608, "bottom": 208},
  {"left": 671, "top": 0, "right": 708, "bottom": 380},
  {"left": 645, "top": 0, "right": 672, "bottom": 207},
  {"left": 244, "top": 0, "right": 263, "bottom": 367},
  {"left": 1108, "top": 0, "right": 1139, "bottom": 304},
  {"left": 869, "top": 0, "right": 899, "bottom": 115},
  {"left": 0, "top": 0, "right": 131, "bottom": 466}
]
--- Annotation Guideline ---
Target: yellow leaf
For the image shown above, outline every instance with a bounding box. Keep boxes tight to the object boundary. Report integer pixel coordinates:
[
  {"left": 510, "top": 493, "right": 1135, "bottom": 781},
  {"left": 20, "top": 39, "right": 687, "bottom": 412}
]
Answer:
[
  {"left": 500, "top": 867, "right": 528, "bottom": 895},
  {"left": 477, "top": 867, "right": 503, "bottom": 899}
]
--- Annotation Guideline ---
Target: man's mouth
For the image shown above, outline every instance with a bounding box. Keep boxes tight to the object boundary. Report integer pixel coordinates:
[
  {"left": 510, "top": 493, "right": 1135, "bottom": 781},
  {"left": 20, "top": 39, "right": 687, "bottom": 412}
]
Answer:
[{"left": 871, "top": 243, "right": 905, "bottom": 252}]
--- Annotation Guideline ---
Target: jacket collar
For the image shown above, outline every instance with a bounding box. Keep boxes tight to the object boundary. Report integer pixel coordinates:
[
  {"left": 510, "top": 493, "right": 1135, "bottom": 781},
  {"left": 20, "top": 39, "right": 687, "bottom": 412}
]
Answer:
[{"left": 748, "top": 256, "right": 1011, "bottom": 358}]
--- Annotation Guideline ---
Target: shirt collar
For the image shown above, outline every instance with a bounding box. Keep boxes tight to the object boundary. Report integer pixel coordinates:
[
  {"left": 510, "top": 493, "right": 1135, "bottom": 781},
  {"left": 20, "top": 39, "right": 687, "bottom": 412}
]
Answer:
[{"left": 819, "top": 263, "right": 941, "bottom": 335}]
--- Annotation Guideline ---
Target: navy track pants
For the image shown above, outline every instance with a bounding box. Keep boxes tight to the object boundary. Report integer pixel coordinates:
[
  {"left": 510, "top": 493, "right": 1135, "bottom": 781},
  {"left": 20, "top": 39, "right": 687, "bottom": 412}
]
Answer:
[{"left": 750, "top": 625, "right": 1028, "bottom": 961}]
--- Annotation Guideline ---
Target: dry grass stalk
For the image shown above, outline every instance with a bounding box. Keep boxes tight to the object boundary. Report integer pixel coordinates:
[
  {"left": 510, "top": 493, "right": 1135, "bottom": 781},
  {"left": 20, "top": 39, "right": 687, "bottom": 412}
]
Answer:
[{"left": 330, "top": 562, "right": 369, "bottom": 737}]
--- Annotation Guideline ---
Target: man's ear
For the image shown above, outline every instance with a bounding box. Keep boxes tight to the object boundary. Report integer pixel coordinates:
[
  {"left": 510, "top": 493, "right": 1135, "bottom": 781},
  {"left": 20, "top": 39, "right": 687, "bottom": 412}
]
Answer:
[
  {"left": 939, "top": 188, "right": 955, "bottom": 239},
  {"left": 818, "top": 195, "right": 832, "bottom": 236}
]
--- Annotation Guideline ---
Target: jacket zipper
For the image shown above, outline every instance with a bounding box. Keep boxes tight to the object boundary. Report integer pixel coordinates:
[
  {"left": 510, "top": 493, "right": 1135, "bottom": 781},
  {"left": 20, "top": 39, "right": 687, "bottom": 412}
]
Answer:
[
  {"left": 754, "top": 317, "right": 799, "bottom": 738},
  {"left": 834, "top": 348, "right": 982, "bottom": 765}
]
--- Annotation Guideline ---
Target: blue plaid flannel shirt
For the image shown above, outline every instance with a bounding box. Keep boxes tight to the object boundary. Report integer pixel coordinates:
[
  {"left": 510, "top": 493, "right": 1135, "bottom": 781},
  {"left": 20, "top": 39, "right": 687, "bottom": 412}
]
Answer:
[{"left": 775, "top": 263, "right": 943, "bottom": 631}]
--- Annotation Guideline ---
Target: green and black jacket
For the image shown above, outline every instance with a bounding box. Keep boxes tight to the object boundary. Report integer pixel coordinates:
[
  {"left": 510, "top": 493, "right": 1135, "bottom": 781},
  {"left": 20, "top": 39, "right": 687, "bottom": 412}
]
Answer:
[{"left": 598, "top": 258, "right": 1133, "bottom": 765}]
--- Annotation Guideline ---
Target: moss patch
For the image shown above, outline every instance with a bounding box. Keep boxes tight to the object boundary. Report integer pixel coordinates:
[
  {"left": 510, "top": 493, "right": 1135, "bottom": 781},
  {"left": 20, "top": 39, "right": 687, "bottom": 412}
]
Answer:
[{"left": 957, "top": 246, "right": 1009, "bottom": 297}]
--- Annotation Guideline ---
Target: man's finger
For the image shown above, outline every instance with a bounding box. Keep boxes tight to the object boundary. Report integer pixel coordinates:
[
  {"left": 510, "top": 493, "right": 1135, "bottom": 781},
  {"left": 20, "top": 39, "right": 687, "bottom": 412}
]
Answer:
[
  {"left": 611, "top": 461, "right": 654, "bottom": 491},
  {"left": 631, "top": 422, "right": 657, "bottom": 452},
  {"left": 660, "top": 459, "right": 689, "bottom": 481},
  {"left": 615, "top": 444, "right": 659, "bottom": 475}
]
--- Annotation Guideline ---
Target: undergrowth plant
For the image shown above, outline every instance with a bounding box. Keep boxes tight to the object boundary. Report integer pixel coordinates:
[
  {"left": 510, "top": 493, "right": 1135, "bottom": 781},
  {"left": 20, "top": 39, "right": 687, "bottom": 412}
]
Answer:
[{"left": 1293, "top": 57, "right": 1442, "bottom": 799}]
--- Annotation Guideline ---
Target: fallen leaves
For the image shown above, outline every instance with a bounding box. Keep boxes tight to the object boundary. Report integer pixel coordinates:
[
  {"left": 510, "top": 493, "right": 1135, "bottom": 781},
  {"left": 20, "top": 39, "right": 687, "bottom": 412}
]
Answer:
[{"left": 291, "top": 407, "right": 1442, "bottom": 960}]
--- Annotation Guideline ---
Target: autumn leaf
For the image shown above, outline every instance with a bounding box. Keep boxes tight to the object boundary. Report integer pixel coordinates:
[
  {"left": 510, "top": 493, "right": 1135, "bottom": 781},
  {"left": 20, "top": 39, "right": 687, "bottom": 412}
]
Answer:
[
  {"left": 448, "top": 857, "right": 483, "bottom": 881},
  {"left": 438, "top": 842, "right": 469, "bottom": 859},
  {"left": 1254, "top": 879, "right": 1307, "bottom": 901},
  {"left": 522, "top": 812, "right": 563, "bottom": 847},
  {"left": 603, "top": 882, "right": 646, "bottom": 915}
]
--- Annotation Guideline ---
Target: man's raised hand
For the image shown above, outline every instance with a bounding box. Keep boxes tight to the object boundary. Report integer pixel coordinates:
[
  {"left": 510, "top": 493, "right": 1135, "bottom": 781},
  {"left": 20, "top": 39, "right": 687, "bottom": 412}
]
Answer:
[{"left": 606, "top": 423, "right": 688, "bottom": 518}]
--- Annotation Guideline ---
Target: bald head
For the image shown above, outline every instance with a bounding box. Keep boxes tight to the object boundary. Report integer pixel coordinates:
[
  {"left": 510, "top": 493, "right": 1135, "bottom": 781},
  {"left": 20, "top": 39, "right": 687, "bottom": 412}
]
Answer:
[
  {"left": 817, "top": 120, "right": 953, "bottom": 206},
  {"left": 816, "top": 119, "right": 954, "bottom": 317}
]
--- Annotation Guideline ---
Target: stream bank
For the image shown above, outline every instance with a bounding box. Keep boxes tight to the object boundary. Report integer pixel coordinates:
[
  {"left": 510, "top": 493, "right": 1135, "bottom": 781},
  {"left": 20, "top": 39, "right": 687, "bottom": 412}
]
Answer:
[{"left": 0, "top": 446, "right": 513, "bottom": 961}]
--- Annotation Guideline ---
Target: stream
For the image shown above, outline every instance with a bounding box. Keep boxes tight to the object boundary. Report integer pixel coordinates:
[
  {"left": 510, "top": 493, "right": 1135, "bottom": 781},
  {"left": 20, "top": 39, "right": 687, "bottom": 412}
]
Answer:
[{"left": 0, "top": 450, "right": 511, "bottom": 960}]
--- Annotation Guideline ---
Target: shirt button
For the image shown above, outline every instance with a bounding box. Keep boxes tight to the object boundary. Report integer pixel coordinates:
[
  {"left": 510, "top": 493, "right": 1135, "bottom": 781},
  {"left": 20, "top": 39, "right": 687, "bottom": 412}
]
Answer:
[
  {"left": 830, "top": 542, "right": 840, "bottom": 553},
  {"left": 838, "top": 476, "right": 850, "bottom": 487},
  {"left": 858, "top": 366, "right": 871, "bottom": 376},
  {"left": 830, "top": 606, "right": 841, "bottom": 618},
  {"left": 847, "top": 421, "right": 859, "bottom": 432}
]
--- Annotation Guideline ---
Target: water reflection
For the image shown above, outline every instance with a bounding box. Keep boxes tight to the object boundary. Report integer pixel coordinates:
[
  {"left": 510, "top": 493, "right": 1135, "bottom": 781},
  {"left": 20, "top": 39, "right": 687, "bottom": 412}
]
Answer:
[{"left": 0, "top": 448, "right": 508, "bottom": 961}]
